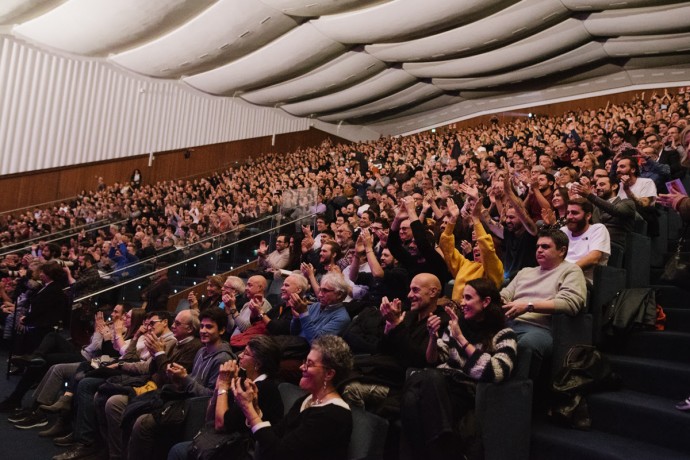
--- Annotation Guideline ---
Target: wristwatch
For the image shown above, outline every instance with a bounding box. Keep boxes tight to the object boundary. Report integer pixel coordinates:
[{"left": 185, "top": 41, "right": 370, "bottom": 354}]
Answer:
[
  {"left": 258, "top": 313, "right": 265, "bottom": 320},
  {"left": 217, "top": 389, "right": 228, "bottom": 396},
  {"left": 527, "top": 302, "right": 535, "bottom": 313}
]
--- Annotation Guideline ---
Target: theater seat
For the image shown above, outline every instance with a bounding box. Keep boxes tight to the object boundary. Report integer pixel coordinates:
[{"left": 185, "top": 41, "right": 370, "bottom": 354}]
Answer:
[
  {"left": 476, "top": 379, "right": 533, "bottom": 460},
  {"left": 181, "top": 395, "right": 211, "bottom": 441},
  {"left": 277, "top": 383, "right": 389, "bottom": 460},
  {"left": 551, "top": 312, "right": 593, "bottom": 377},
  {"left": 623, "top": 232, "right": 650, "bottom": 287},
  {"left": 589, "top": 265, "right": 627, "bottom": 344}
]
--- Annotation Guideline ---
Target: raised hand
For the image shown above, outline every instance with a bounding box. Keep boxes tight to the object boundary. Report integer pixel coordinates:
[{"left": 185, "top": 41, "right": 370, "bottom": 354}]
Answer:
[
  {"left": 444, "top": 305, "right": 463, "bottom": 341},
  {"left": 359, "top": 228, "right": 373, "bottom": 249},
  {"left": 427, "top": 314, "right": 442, "bottom": 337},
  {"left": 290, "top": 292, "right": 309, "bottom": 315},
  {"left": 380, "top": 296, "right": 404, "bottom": 327},
  {"left": 541, "top": 207, "right": 556, "bottom": 226},
  {"left": 216, "top": 360, "right": 239, "bottom": 390},
  {"left": 446, "top": 198, "right": 460, "bottom": 220}
]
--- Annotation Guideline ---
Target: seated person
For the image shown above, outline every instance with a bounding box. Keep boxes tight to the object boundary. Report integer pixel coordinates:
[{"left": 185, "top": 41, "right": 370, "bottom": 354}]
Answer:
[
  {"left": 187, "top": 275, "right": 225, "bottom": 312},
  {"left": 167, "top": 335, "right": 284, "bottom": 460},
  {"left": 401, "top": 278, "right": 517, "bottom": 459},
  {"left": 560, "top": 199, "right": 611, "bottom": 284},
  {"left": 290, "top": 273, "right": 351, "bottom": 344},
  {"left": 232, "top": 335, "right": 354, "bottom": 460},
  {"left": 126, "top": 308, "right": 235, "bottom": 459},
  {"left": 500, "top": 228, "right": 587, "bottom": 380},
  {"left": 227, "top": 275, "right": 271, "bottom": 336}
]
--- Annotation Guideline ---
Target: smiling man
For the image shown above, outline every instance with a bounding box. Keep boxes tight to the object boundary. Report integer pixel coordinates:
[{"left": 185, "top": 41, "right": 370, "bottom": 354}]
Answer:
[
  {"left": 560, "top": 198, "right": 611, "bottom": 283},
  {"left": 127, "top": 308, "right": 234, "bottom": 460}
]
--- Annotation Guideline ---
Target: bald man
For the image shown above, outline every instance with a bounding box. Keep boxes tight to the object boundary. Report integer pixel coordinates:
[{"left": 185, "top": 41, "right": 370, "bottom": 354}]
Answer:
[
  {"left": 379, "top": 273, "right": 449, "bottom": 370},
  {"left": 228, "top": 275, "right": 271, "bottom": 335}
]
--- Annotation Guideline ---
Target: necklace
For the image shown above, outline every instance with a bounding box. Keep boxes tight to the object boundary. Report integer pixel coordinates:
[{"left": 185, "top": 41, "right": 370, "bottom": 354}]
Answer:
[{"left": 311, "top": 389, "right": 336, "bottom": 406}]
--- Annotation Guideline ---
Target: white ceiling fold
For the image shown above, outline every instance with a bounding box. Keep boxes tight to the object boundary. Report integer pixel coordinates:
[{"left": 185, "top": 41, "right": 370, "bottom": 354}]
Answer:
[{"left": 3, "top": 0, "right": 690, "bottom": 137}]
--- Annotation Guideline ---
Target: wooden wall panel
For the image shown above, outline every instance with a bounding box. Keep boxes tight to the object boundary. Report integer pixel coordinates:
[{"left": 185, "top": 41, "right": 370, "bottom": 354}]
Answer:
[{"left": 0, "top": 128, "right": 346, "bottom": 214}]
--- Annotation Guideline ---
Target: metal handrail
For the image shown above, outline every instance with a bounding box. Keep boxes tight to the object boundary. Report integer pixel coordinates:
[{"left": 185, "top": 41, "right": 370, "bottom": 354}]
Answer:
[
  {"left": 0, "top": 218, "right": 128, "bottom": 258},
  {"left": 73, "top": 211, "right": 315, "bottom": 304}
]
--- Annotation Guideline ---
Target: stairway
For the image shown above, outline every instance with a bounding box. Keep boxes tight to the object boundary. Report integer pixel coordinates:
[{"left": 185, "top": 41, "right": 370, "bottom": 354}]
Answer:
[{"left": 530, "top": 285, "right": 690, "bottom": 460}]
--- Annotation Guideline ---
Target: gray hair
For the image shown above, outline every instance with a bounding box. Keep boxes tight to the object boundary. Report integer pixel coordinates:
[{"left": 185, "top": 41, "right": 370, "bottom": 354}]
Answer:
[
  {"left": 286, "top": 273, "right": 309, "bottom": 294},
  {"left": 226, "top": 275, "right": 246, "bottom": 295},
  {"left": 321, "top": 273, "right": 351, "bottom": 299},
  {"left": 312, "top": 335, "right": 353, "bottom": 386}
]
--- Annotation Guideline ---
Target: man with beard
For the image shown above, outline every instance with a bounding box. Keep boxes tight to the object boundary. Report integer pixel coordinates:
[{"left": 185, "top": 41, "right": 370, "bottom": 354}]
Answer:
[
  {"left": 524, "top": 172, "right": 555, "bottom": 222},
  {"left": 560, "top": 198, "right": 611, "bottom": 284},
  {"left": 301, "top": 240, "right": 341, "bottom": 295},
  {"left": 616, "top": 155, "right": 657, "bottom": 208},
  {"left": 571, "top": 176, "right": 636, "bottom": 246}
]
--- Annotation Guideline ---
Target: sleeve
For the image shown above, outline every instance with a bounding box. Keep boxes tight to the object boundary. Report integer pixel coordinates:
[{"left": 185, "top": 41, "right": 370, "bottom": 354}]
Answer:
[
  {"left": 386, "top": 226, "right": 412, "bottom": 266},
  {"left": 81, "top": 332, "right": 104, "bottom": 360},
  {"left": 454, "top": 329, "right": 517, "bottom": 383},
  {"left": 590, "top": 224, "right": 611, "bottom": 256},
  {"left": 587, "top": 194, "right": 636, "bottom": 220},
  {"left": 474, "top": 220, "right": 504, "bottom": 290},
  {"left": 552, "top": 266, "right": 588, "bottom": 315},
  {"left": 438, "top": 222, "right": 465, "bottom": 277},
  {"left": 183, "top": 353, "right": 232, "bottom": 397},
  {"left": 298, "top": 307, "right": 350, "bottom": 344}
]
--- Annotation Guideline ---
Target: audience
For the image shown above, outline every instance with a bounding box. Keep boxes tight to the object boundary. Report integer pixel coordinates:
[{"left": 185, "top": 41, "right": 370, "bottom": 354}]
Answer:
[{"left": 0, "top": 86, "right": 688, "bottom": 460}]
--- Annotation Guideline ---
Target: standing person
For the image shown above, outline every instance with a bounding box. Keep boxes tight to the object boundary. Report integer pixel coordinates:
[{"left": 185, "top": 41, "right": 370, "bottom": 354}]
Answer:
[
  {"left": 131, "top": 169, "right": 142, "bottom": 188},
  {"left": 20, "top": 262, "right": 70, "bottom": 353},
  {"left": 401, "top": 278, "right": 517, "bottom": 460},
  {"left": 232, "top": 335, "right": 354, "bottom": 460}
]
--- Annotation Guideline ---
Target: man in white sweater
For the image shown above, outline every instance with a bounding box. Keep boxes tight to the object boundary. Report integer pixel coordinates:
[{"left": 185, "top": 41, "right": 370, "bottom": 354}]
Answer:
[{"left": 501, "top": 228, "right": 587, "bottom": 380}]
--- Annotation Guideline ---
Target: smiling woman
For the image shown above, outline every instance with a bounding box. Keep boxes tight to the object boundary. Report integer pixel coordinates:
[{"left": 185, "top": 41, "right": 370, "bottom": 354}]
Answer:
[{"left": 402, "top": 278, "right": 517, "bottom": 459}]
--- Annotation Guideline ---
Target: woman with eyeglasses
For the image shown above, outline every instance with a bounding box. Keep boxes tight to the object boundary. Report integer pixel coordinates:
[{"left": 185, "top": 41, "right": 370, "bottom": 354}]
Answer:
[
  {"left": 167, "top": 335, "right": 284, "bottom": 460},
  {"left": 400, "top": 278, "right": 517, "bottom": 460},
  {"left": 232, "top": 335, "right": 354, "bottom": 460}
]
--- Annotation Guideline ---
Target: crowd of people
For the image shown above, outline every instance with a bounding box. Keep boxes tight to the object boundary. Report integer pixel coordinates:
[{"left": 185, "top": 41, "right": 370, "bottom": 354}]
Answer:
[{"left": 0, "top": 86, "right": 689, "bottom": 459}]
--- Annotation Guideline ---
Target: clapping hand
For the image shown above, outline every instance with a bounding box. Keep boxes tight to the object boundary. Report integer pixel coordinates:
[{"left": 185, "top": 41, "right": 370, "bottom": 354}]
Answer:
[
  {"left": 289, "top": 292, "right": 308, "bottom": 316},
  {"left": 380, "top": 296, "right": 404, "bottom": 329},
  {"left": 427, "top": 314, "right": 442, "bottom": 338},
  {"left": 444, "top": 305, "right": 463, "bottom": 342},
  {"left": 216, "top": 360, "right": 239, "bottom": 391}
]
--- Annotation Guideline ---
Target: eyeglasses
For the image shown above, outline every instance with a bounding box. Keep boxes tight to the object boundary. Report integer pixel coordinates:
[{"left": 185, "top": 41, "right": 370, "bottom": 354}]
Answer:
[
  {"left": 302, "top": 359, "right": 328, "bottom": 370},
  {"left": 146, "top": 319, "right": 163, "bottom": 327}
]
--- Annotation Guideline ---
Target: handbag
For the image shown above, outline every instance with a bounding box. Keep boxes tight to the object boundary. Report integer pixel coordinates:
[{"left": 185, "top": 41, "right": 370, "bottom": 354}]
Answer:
[{"left": 188, "top": 423, "right": 253, "bottom": 460}]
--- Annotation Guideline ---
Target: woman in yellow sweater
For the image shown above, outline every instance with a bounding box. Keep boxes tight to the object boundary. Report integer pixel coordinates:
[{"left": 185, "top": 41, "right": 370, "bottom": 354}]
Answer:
[{"left": 439, "top": 193, "right": 504, "bottom": 301}]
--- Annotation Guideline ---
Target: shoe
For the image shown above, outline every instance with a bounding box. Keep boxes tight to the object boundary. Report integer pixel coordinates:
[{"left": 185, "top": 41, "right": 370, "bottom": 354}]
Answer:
[
  {"left": 52, "top": 443, "right": 100, "bottom": 460},
  {"left": 54, "top": 432, "right": 76, "bottom": 447},
  {"left": 676, "top": 397, "right": 690, "bottom": 411},
  {"left": 0, "top": 398, "right": 21, "bottom": 413},
  {"left": 39, "top": 418, "right": 72, "bottom": 437},
  {"left": 40, "top": 394, "right": 73, "bottom": 413},
  {"left": 13, "top": 411, "right": 48, "bottom": 429},
  {"left": 7, "top": 407, "right": 32, "bottom": 423}
]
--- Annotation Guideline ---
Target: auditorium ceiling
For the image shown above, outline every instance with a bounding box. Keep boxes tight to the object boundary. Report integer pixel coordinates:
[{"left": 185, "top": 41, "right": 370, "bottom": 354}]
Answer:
[{"left": 2, "top": 0, "right": 690, "bottom": 136}]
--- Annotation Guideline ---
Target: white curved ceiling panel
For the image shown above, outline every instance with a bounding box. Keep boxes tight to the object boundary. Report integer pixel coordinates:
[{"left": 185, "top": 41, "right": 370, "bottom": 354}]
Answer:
[
  {"left": 258, "top": 0, "right": 390, "bottom": 17},
  {"left": 0, "top": 0, "right": 60, "bottom": 23},
  {"left": 5, "top": 0, "right": 690, "bottom": 142},
  {"left": 281, "top": 68, "right": 416, "bottom": 116},
  {"left": 241, "top": 51, "right": 386, "bottom": 105},
  {"left": 183, "top": 23, "right": 347, "bottom": 95},
  {"left": 14, "top": 0, "right": 216, "bottom": 56},
  {"left": 560, "top": 0, "right": 687, "bottom": 11},
  {"left": 365, "top": 0, "right": 568, "bottom": 63},
  {"left": 111, "top": 0, "right": 300, "bottom": 78},
  {"left": 584, "top": 4, "right": 690, "bottom": 37},
  {"left": 603, "top": 33, "right": 690, "bottom": 57},
  {"left": 319, "top": 83, "right": 443, "bottom": 122},
  {"left": 433, "top": 43, "right": 608, "bottom": 91},
  {"left": 369, "top": 94, "right": 466, "bottom": 126},
  {"left": 403, "top": 19, "right": 590, "bottom": 79},
  {"left": 311, "top": 0, "right": 516, "bottom": 44}
]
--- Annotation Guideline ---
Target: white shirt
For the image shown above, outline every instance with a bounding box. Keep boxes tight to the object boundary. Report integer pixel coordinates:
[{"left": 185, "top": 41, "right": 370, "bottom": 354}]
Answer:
[
  {"left": 617, "top": 177, "right": 657, "bottom": 203},
  {"left": 561, "top": 223, "right": 611, "bottom": 283}
]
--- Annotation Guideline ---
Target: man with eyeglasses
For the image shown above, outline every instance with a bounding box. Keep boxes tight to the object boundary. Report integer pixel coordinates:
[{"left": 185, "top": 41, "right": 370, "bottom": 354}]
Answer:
[
  {"left": 657, "top": 128, "right": 685, "bottom": 180},
  {"left": 53, "top": 312, "right": 177, "bottom": 460},
  {"left": 500, "top": 228, "right": 587, "bottom": 380},
  {"left": 256, "top": 233, "right": 290, "bottom": 277},
  {"left": 95, "top": 309, "right": 201, "bottom": 460}
]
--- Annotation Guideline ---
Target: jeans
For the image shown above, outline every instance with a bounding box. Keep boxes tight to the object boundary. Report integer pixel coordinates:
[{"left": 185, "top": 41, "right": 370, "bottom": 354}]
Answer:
[
  {"left": 511, "top": 320, "right": 553, "bottom": 380},
  {"left": 167, "top": 441, "right": 192, "bottom": 460},
  {"left": 73, "top": 377, "right": 106, "bottom": 445},
  {"left": 33, "top": 362, "right": 81, "bottom": 406}
]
